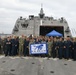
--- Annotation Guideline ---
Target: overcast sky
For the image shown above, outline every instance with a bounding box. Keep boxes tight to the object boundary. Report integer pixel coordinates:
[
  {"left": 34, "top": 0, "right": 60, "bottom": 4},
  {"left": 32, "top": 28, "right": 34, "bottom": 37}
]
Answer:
[{"left": 0, "top": 0, "right": 76, "bottom": 36}]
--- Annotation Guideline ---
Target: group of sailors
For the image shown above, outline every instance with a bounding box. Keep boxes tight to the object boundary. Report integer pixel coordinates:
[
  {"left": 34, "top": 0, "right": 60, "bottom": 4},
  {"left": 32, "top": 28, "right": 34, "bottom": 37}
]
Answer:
[{"left": 0, "top": 35, "right": 76, "bottom": 61}]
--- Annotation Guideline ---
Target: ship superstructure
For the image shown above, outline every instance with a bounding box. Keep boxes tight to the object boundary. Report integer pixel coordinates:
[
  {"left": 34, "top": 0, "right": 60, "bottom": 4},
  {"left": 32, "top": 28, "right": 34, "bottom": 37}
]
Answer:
[{"left": 12, "top": 7, "right": 72, "bottom": 38}]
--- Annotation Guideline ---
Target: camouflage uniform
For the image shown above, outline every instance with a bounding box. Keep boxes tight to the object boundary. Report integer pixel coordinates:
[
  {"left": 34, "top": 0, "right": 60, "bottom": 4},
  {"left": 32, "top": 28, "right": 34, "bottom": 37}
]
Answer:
[
  {"left": 47, "top": 41, "right": 53, "bottom": 57},
  {"left": 19, "top": 37, "right": 24, "bottom": 56}
]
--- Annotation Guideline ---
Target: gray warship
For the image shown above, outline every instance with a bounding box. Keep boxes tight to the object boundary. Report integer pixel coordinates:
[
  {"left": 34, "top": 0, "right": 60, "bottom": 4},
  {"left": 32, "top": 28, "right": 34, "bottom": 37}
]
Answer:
[{"left": 12, "top": 7, "right": 72, "bottom": 38}]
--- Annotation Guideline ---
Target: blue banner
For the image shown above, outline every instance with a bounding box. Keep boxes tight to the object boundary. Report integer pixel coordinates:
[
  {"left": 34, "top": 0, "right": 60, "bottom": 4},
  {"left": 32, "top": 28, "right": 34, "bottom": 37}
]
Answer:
[{"left": 30, "top": 43, "right": 48, "bottom": 54}]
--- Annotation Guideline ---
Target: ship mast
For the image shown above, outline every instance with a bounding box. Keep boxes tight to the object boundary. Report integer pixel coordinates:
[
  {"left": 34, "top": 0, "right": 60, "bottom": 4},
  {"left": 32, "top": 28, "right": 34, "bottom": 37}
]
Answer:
[{"left": 39, "top": 4, "right": 45, "bottom": 25}]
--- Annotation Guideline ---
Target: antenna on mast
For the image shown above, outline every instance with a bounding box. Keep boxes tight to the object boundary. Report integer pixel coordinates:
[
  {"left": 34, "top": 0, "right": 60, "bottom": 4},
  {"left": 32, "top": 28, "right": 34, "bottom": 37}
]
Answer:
[{"left": 41, "top": 3, "right": 43, "bottom": 8}]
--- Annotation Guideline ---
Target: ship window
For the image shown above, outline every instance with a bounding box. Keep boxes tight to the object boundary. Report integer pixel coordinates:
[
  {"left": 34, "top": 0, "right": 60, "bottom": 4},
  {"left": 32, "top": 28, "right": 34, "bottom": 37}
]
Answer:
[{"left": 21, "top": 24, "right": 28, "bottom": 28}]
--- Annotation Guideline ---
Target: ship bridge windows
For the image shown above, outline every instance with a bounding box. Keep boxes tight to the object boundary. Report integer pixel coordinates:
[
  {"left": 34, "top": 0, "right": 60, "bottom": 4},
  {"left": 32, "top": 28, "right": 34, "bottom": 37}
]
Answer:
[{"left": 21, "top": 24, "right": 28, "bottom": 28}]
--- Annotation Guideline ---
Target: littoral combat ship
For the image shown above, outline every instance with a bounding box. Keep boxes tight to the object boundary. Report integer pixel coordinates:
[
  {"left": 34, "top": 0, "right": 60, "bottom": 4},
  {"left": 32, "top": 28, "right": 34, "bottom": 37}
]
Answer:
[{"left": 12, "top": 7, "right": 72, "bottom": 38}]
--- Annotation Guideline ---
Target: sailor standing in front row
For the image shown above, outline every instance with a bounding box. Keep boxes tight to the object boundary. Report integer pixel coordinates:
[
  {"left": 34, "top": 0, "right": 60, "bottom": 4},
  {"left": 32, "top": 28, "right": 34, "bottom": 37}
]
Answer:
[
  {"left": 24, "top": 37, "right": 29, "bottom": 56},
  {"left": 19, "top": 35, "right": 25, "bottom": 56},
  {"left": 5, "top": 37, "right": 11, "bottom": 56},
  {"left": 47, "top": 38, "right": 53, "bottom": 58},
  {"left": 52, "top": 37, "right": 58, "bottom": 58},
  {"left": 58, "top": 37, "right": 63, "bottom": 59},
  {"left": 72, "top": 38, "right": 76, "bottom": 61},
  {"left": 63, "top": 37, "right": 72, "bottom": 60},
  {"left": 11, "top": 36, "right": 18, "bottom": 56}
]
